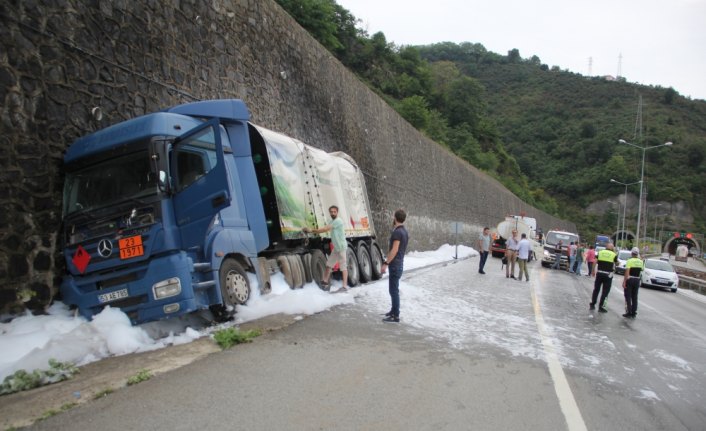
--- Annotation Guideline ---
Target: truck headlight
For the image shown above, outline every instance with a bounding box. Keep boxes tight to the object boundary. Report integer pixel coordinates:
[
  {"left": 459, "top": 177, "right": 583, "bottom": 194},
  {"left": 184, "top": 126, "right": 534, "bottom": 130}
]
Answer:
[
  {"left": 153, "top": 277, "right": 181, "bottom": 299},
  {"left": 543, "top": 250, "right": 550, "bottom": 257}
]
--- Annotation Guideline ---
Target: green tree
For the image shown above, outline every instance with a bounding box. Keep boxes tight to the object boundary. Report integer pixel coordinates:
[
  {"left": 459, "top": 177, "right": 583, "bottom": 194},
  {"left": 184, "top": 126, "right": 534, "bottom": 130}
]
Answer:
[{"left": 396, "top": 96, "right": 431, "bottom": 130}]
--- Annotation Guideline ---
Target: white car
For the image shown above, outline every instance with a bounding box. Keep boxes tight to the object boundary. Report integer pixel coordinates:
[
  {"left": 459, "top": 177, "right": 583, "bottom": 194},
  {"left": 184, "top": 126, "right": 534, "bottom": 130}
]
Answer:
[
  {"left": 640, "top": 258, "right": 679, "bottom": 293},
  {"left": 614, "top": 250, "right": 633, "bottom": 275}
]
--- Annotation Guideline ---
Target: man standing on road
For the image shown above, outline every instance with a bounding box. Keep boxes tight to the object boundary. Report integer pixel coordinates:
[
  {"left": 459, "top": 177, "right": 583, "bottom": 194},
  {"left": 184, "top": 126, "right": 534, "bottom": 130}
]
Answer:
[
  {"left": 585, "top": 245, "right": 596, "bottom": 277},
  {"left": 516, "top": 233, "right": 531, "bottom": 282},
  {"left": 568, "top": 242, "right": 577, "bottom": 273},
  {"left": 622, "top": 247, "right": 644, "bottom": 318},
  {"left": 505, "top": 230, "right": 519, "bottom": 279},
  {"left": 477, "top": 227, "right": 491, "bottom": 274},
  {"left": 590, "top": 242, "right": 618, "bottom": 312},
  {"left": 551, "top": 240, "right": 563, "bottom": 270},
  {"left": 302, "top": 205, "right": 348, "bottom": 292},
  {"left": 382, "top": 209, "right": 409, "bottom": 323}
]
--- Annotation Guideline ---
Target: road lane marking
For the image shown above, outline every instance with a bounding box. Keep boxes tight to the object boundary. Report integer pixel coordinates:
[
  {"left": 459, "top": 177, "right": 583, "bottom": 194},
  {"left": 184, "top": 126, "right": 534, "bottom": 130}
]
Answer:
[{"left": 530, "top": 279, "right": 588, "bottom": 431}]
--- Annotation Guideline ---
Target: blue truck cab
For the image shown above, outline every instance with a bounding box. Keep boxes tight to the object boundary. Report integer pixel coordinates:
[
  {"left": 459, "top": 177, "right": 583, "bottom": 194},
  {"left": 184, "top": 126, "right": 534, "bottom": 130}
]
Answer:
[{"left": 62, "top": 100, "right": 274, "bottom": 323}]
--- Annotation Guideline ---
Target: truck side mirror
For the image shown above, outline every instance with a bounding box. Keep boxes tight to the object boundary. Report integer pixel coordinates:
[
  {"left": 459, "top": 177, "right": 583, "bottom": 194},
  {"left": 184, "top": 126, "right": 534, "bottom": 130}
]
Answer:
[{"left": 158, "top": 170, "right": 170, "bottom": 193}]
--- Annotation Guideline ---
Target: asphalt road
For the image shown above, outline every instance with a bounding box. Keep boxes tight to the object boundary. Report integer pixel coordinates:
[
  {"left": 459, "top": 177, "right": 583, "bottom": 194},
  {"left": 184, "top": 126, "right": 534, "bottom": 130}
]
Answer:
[{"left": 30, "top": 258, "right": 706, "bottom": 430}]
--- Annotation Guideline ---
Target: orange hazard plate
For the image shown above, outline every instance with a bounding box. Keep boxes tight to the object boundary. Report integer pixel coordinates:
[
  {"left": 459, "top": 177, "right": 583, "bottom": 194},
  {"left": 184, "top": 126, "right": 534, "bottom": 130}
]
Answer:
[{"left": 119, "top": 235, "right": 144, "bottom": 260}]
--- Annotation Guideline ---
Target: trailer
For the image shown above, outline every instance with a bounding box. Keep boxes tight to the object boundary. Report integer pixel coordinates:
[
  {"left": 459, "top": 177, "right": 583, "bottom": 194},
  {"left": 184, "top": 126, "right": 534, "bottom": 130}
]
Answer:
[{"left": 60, "top": 100, "right": 383, "bottom": 324}]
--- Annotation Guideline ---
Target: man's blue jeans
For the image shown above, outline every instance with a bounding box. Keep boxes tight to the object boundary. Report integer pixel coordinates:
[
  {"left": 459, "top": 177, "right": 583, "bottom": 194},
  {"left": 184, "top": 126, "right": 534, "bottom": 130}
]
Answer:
[
  {"left": 569, "top": 256, "right": 576, "bottom": 272},
  {"left": 388, "top": 266, "right": 402, "bottom": 317},
  {"left": 479, "top": 251, "right": 489, "bottom": 272}
]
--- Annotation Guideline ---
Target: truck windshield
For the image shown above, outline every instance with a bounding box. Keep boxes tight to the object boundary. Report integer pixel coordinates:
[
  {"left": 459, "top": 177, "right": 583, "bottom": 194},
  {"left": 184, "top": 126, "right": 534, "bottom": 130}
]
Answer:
[
  {"left": 63, "top": 150, "right": 158, "bottom": 216},
  {"left": 545, "top": 232, "right": 578, "bottom": 245}
]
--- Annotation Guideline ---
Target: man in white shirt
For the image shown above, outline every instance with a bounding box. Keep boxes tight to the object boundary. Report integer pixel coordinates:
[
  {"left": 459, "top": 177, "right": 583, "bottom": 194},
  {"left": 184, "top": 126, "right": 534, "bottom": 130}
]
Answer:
[
  {"left": 505, "top": 230, "right": 519, "bottom": 279},
  {"left": 477, "top": 227, "right": 491, "bottom": 274},
  {"left": 516, "top": 233, "right": 531, "bottom": 282}
]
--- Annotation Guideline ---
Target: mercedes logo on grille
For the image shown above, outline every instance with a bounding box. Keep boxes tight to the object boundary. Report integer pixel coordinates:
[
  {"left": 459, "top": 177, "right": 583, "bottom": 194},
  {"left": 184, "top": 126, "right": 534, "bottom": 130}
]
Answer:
[{"left": 97, "top": 239, "right": 113, "bottom": 258}]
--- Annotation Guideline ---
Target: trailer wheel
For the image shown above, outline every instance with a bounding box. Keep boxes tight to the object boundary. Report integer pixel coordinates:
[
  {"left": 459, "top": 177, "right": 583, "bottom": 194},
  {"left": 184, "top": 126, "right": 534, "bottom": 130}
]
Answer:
[
  {"left": 310, "top": 249, "right": 328, "bottom": 290},
  {"left": 287, "top": 254, "right": 304, "bottom": 288},
  {"left": 302, "top": 253, "right": 313, "bottom": 283},
  {"left": 370, "top": 241, "right": 383, "bottom": 280},
  {"left": 210, "top": 259, "right": 250, "bottom": 322},
  {"left": 277, "top": 255, "right": 294, "bottom": 289},
  {"left": 346, "top": 245, "right": 360, "bottom": 287},
  {"left": 356, "top": 242, "right": 372, "bottom": 283}
]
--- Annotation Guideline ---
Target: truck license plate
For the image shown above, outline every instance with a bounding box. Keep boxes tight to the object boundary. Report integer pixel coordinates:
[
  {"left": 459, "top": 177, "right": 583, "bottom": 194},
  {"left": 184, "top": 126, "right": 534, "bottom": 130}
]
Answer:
[
  {"left": 119, "top": 235, "right": 144, "bottom": 260},
  {"left": 98, "top": 288, "right": 128, "bottom": 304}
]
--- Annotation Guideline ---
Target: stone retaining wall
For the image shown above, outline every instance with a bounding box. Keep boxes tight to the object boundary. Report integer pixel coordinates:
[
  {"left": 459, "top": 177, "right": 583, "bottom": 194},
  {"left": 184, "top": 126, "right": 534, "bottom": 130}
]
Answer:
[{"left": 0, "top": 0, "right": 575, "bottom": 312}]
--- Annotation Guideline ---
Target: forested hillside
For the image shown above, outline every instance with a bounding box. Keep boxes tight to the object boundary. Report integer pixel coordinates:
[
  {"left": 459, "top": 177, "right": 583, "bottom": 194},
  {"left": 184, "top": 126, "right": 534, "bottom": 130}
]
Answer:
[{"left": 276, "top": 0, "right": 706, "bottom": 235}]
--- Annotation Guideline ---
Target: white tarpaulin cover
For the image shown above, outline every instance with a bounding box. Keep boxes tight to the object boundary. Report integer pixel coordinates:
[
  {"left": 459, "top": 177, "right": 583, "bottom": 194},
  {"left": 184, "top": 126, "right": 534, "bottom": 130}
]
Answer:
[{"left": 252, "top": 125, "right": 374, "bottom": 240}]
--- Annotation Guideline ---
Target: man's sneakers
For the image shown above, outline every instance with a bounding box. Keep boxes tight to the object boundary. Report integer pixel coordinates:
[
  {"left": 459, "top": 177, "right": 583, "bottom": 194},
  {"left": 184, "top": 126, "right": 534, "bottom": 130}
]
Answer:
[
  {"left": 510, "top": 275, "right": 516, "bottom": 279},
  {"left": 479, "top": 270, "right": 486, "bottom": 274},
  {"left": 622, "top": 312, "right": 636, "bottom": 319},
  {"left": 598, "top": 307, "right": 608, "bottom": 313},
  {"left": 382, "top": 315, "right": 400, "bottom": 323}
]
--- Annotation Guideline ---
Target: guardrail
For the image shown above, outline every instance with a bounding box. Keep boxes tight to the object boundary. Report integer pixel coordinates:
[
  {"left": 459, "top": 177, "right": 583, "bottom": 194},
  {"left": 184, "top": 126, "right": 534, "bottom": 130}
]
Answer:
[{"left": 679, "top": 275, "right": 706, "bottom": 295}]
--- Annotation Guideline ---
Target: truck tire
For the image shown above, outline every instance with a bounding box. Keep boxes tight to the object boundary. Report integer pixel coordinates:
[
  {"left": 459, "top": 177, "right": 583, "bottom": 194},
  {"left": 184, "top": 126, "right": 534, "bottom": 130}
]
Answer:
[
  {"left": 302, "top": 253, "right": 313, "bottom": 283},
  {"left": 356, "top": 242, "right": 372, "bottom": 283},
  {"left": 277, "top": 255, "right": 294, "bottom": 289},
  {"left": 287, "top": 254, "right": 304, "bottom": 289},
  {"left": 346, "top": 245, "right": 360, "bottom": 287},
  {"left": 310, "top": 249, "right": 328, "bottom": 291},
  {"left": 210, "top": 259, "right": 250, "bottom": 322},
  {"left": 370, "top": 241, "right": 383, "bottom": 280}
]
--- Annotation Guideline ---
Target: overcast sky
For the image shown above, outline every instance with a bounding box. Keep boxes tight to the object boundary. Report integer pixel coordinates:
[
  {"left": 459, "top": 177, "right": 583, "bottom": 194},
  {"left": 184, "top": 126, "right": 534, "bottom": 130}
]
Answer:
[{"left": 336, "top": 0, "right": 706, "bottom": 101}]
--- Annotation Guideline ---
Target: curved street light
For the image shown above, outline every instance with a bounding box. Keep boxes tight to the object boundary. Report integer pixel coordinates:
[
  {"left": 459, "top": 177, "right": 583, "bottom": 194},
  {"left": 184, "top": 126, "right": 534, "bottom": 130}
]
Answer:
[
  {"left": 610, "top": 178, "right": 642, "bottom": 248},
  {"left": 618, "top": 139, "right": 673, "bottom": 248}
]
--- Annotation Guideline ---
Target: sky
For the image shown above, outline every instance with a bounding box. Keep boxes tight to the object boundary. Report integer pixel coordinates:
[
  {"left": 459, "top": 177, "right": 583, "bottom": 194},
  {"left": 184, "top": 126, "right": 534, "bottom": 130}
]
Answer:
[
  {"left": 0, "top": 244, "right": 476, "bottom": 384},
  {"left": 336, "top": 0, "right": 706, "bottom": 101}
]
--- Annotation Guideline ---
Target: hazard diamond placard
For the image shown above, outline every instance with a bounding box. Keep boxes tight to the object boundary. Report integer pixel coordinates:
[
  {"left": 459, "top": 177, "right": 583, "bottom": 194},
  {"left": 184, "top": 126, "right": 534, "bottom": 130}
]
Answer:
[{"left": 72, "top": 245, "right": 91, "bottom": 274}]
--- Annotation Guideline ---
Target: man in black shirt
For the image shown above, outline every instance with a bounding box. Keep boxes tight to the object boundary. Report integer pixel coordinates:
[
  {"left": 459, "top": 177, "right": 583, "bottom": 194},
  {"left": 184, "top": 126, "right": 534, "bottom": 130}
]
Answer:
[
  {"left": 382, "top": 209, "right": 409, "bottom": 323},
  {"left": 590, "top": 243, "right": 618, "bottom": 312}
]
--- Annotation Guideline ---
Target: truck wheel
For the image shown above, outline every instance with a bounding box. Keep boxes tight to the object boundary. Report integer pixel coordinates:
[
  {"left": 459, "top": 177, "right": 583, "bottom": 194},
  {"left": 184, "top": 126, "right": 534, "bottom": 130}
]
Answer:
[
  {"left": 369, "top": 241, "right": 383, "bottom": 280},
  {"left": 211, "top": 259, "right": 250, "bottom": 322},
  {"left": 346, "top": 245, "right": 360, "bottom": 287},
  {"left": 356, "top": 242, "right": 372, "bottom": 283},
  {"left": 287, "top": 254, "right": 304, "bottom": 289},
  {"left": 277, "top": 255, "right": 294, "bottom": 289},
  {"left": 310, "top": 249, "right": 328, "bottom": 290},
  {"left": 302, "top": 253, "right": 313, "bottom": 283}
]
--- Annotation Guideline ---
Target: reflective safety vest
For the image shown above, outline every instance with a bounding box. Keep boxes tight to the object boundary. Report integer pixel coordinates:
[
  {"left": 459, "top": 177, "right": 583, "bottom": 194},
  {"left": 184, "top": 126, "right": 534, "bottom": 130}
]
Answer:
[
  {"left": 596, "top": 249, "right": 617, "bottom": 272},
  {"left": 625, "top": 257, "right": 644, "bottom": 277}
]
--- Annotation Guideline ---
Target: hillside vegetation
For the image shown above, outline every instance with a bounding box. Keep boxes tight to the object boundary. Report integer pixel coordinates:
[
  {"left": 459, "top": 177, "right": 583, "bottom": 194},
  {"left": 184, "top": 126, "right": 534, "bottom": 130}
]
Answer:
[{"left": 276, "top": 0, "right": 706, "bottom": 236}]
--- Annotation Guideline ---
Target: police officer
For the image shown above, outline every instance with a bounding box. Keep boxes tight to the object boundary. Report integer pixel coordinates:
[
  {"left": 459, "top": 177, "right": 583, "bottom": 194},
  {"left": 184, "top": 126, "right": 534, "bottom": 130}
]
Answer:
[
  {"left": 622, "top": 247, "right": 644, "bottom": 318},
  {"left": 590, "top": 242, "right": 618, "bottom": 312}
]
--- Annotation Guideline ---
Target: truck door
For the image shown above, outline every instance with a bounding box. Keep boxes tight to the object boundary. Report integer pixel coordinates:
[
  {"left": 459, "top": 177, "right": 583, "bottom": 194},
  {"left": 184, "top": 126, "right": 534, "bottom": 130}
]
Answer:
[{"left": 171, "top": 119, "right": 231, "bottom": 247}]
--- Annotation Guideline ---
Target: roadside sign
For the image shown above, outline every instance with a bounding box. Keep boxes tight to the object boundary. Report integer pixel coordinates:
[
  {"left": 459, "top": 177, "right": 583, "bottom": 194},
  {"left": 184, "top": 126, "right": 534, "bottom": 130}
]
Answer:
[{"left": 450, "top": 222, "right": 462, "bottom": 259}]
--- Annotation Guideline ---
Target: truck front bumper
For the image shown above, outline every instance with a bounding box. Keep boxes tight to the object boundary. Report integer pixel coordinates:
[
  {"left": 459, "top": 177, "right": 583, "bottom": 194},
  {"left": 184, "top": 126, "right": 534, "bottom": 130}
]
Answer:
[{"left": 61, "top": 252, "right": 210, "bottom": 324}]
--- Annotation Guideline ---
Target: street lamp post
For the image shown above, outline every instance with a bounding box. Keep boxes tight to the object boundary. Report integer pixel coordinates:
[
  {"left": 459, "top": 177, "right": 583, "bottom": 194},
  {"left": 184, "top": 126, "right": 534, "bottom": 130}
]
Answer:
[
  {"left": 618, "top": 139, "right": 673, "bottom": 248},
  {"left": 610, "top": 178, "right": 641, "bottom": 249}
]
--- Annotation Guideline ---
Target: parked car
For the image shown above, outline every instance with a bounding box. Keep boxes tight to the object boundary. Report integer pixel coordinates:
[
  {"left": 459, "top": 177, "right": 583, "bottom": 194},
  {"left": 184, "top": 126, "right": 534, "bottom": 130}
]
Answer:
[
  {"left": 614, "top": 250, "right": 633, "bottom": 275},
  {"left": 640, "top": 258, "right": 679, "bottom": 293}
]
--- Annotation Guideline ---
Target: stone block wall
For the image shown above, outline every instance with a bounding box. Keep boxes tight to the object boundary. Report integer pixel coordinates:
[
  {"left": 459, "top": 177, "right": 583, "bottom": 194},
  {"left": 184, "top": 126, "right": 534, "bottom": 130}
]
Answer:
[{"left": 0, "top": 0, "right": 575, "bottom": 312}]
